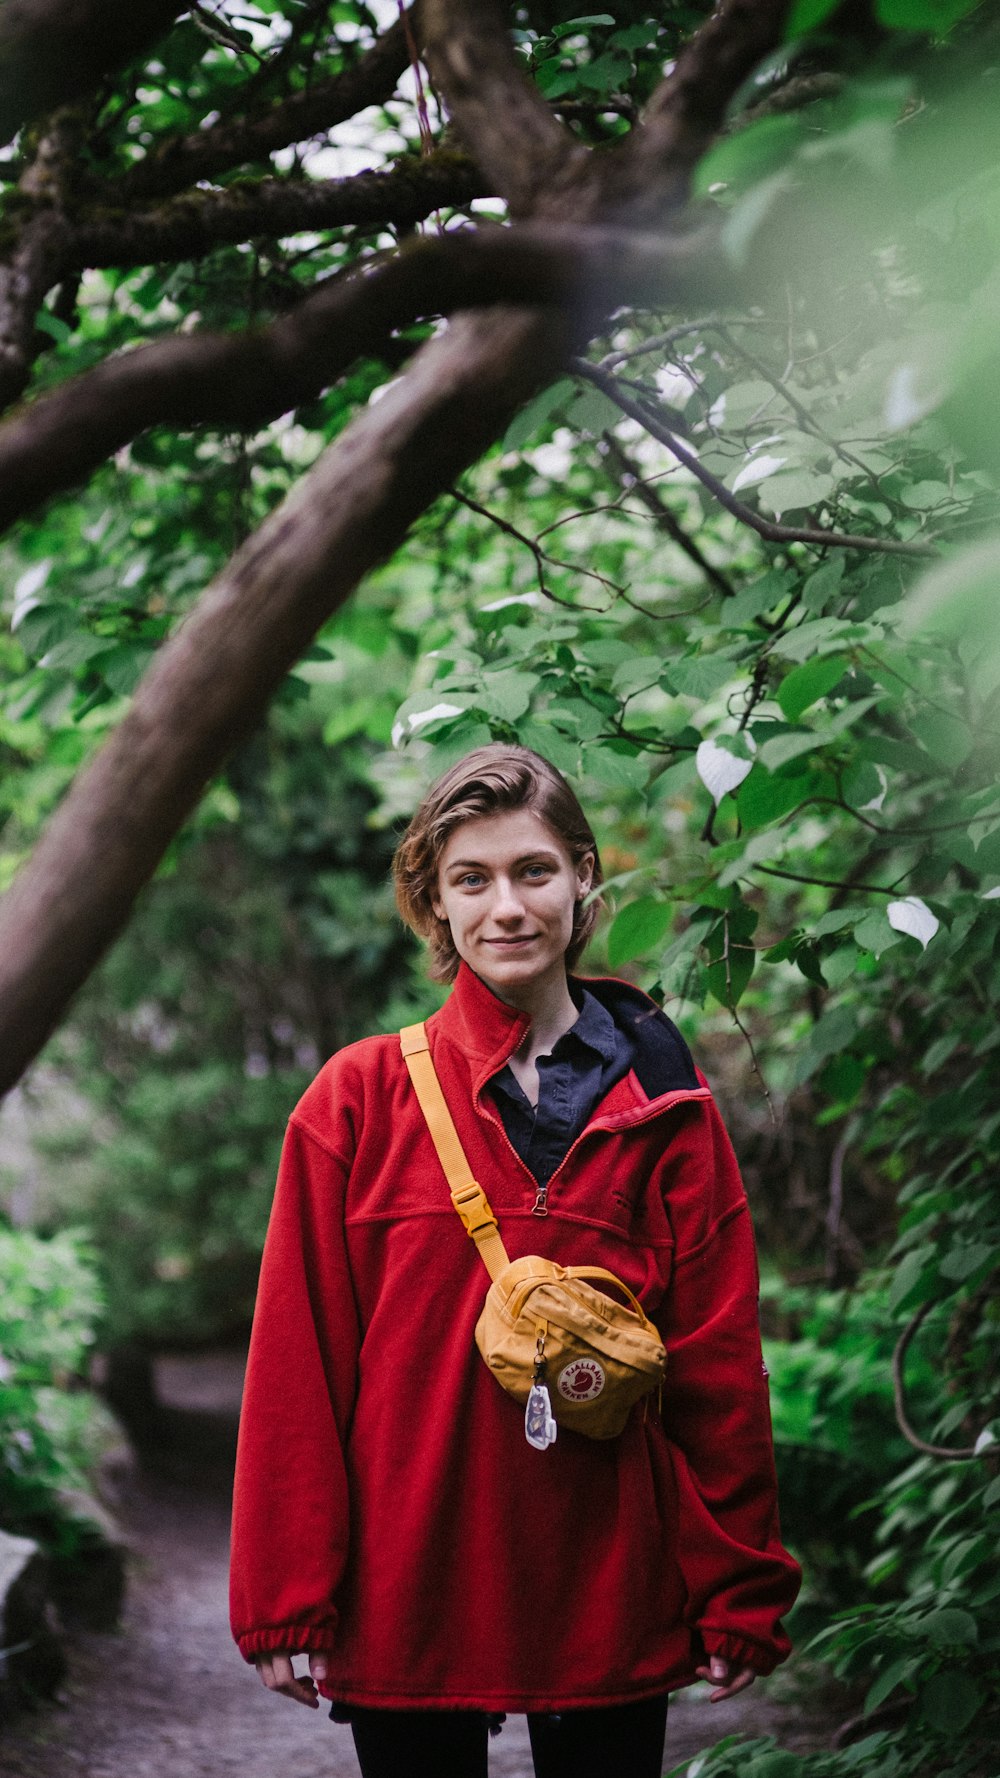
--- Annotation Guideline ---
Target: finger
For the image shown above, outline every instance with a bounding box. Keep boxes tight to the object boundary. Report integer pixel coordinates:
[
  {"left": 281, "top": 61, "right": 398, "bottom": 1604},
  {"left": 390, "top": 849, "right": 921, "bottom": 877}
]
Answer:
[
  {"left": 256, "top": 1654, "right": 320, "bottom": 1707},
  {"left": 310, "top": 1654, "right": 329, "bottom": 1685},
  {"left": 708, "top": 1669, "right": 757, "bottom": 1703}
]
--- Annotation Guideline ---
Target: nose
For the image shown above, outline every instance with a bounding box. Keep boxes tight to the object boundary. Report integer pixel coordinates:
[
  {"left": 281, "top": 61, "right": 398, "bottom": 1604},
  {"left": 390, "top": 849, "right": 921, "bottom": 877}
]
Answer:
[{"left": 492, "top": 875, "right": 527, "bottom": 922}]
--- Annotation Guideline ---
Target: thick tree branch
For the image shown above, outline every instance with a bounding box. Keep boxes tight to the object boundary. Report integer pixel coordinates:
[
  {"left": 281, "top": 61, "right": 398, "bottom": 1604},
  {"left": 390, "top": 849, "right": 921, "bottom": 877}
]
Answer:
[
  {"left": 576, "top": 360, "right": 938, "bottom": 560},
  {"left": 0, "top": 304, "right": 570, "bottom": 1092},
  {"left": 72, "top": 155, "right": 492, "bottom": 268},
  {"left": 0, "top": 0, "right": 811, "bottom": 1091},
  {"left": 0, "top": 109, "right": 83, "bottom": 410},
  {"left": 420, "top": 0, "right": 586, "bottom": 218},
  {"left": 0, "top": 222, "right": 730, "bottom": 537},
  {"left": 0, "top": 0, "right": 184, "bottom": 147},
  {"left": 115, "top": 10, "right": 415, "bottom": 201},
  {"left": 628, "top": 0, "right": 793, "bottom": 213}
]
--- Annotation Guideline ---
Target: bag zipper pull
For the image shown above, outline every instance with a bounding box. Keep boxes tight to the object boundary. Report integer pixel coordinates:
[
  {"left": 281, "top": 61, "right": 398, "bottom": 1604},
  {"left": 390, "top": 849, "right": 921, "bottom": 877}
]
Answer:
[
  {"left": 525, "top": 1326, "right": 557, "bottom": 1450},
  {"left": 531, "top": 1185, "right": 548, "bottom": 1217}
]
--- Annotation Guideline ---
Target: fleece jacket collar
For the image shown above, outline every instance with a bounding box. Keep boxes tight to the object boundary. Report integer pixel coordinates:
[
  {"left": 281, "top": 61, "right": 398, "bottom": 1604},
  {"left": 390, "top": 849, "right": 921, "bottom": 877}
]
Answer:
[{"left": 435, "top": 960, "right": 700, "bottom": 1105}]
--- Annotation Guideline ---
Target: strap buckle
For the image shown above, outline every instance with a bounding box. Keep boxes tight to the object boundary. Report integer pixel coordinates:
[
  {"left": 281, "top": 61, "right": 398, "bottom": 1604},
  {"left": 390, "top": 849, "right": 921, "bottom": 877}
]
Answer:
[{"left": 450, "top": 1181, "right": 498, "bottom": 1241}]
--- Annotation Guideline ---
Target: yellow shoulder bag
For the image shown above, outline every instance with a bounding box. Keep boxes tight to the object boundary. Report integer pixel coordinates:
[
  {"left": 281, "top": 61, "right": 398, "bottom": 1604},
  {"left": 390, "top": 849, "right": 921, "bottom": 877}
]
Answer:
[{"left": 400, "top": 1023, "right": 666, "bottom": 1449}]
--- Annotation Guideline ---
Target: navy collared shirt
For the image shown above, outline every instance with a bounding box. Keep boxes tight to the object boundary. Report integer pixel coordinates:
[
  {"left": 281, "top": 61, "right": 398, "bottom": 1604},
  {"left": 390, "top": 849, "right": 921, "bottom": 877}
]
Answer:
[{"left": 488, "top": 986, "right": 634, "bottom": 1187}]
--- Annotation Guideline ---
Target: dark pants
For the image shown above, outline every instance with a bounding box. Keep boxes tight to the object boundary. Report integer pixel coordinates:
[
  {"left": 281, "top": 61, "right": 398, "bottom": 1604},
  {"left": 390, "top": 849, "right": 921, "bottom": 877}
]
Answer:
[{"left": 348, "top": 1694, "right": 669, "bottom": 1778}]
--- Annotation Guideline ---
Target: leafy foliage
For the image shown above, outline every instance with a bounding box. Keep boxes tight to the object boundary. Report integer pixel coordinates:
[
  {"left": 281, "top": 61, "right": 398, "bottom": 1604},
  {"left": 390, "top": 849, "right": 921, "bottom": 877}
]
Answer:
[
  {"left": 1, "top": 1, "right": 999, "bottom": 1771},
  {"left": 0, "top": 1227, "right": 119, "bottom": 1557}
]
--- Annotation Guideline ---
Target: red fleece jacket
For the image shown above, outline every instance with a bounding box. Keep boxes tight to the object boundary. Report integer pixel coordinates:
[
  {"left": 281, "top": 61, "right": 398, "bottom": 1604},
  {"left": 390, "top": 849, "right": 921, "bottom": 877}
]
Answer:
[{"left": 229, "top": 962, "right": 801, "bottom": 1711}]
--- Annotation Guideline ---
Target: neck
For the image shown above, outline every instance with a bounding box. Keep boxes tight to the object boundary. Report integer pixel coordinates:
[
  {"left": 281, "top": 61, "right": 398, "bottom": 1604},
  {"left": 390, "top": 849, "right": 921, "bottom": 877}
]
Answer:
[{"left": 478, "top": 958, "right": 578, "bottom": 1059}]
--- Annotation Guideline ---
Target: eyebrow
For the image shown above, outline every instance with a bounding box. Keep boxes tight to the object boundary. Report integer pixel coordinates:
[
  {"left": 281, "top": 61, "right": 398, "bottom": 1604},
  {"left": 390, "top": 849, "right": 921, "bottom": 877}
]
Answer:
[{"left": 445, "top": 850, "right": 561, "bottom": 873}]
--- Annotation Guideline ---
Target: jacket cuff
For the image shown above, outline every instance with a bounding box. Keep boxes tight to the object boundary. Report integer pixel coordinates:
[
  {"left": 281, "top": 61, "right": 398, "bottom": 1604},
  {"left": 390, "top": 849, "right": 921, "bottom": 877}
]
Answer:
[
  {"left": 698, "top": 1627, "right": 783, "bottom": 1676},
  {"left": 237, "top": 1625, "right": 338, "bottom": 1663}
]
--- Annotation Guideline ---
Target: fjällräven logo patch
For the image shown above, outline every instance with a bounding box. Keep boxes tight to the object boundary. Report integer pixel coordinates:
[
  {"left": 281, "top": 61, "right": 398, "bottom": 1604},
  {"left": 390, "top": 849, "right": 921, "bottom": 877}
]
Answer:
[{"left": 557, "top": 1358, "right": 605, "bottom": 1401}]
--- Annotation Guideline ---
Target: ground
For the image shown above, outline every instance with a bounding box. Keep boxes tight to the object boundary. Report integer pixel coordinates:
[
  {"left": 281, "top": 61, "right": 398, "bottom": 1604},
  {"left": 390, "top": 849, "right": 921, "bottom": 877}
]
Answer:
[{"left": 0, "top": 1352, "right": 845, "bottom": 1777}]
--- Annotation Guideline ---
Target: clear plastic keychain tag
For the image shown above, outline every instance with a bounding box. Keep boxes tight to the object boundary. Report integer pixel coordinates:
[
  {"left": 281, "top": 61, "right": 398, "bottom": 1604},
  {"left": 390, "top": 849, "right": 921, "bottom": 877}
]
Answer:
[{"left": 525, "top": 1382, "right": 558, "bottom": 1450}]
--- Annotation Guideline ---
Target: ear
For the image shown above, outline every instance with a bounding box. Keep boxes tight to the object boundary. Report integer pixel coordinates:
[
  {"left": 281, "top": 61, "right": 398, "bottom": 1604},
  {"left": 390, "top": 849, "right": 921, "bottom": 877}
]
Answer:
[
  {"left": 431, "top": 893, "right": 446, "bottom": 922},
  {"left": 576, "top": 852, "right": 595, "bottom": 900}
]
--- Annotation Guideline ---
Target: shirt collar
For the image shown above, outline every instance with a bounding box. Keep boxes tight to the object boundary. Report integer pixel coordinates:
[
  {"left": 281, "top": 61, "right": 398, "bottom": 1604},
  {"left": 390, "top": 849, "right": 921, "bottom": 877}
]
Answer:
[
  {"left": 433, "top": 960, "right": 621, "bottom": 1068},
  {"left": 560, "top": 984, "right": 621, "bottom": 1066}
]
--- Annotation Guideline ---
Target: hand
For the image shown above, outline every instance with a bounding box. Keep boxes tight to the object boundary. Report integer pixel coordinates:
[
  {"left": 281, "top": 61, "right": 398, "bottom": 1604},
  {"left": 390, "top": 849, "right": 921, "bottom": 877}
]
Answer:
[
  {"left": 695, "top": 1654, "right": 756, "bottom": 1702},
  {"left": 254, "top": 1649, "right": 329, "bottom": 1708}
]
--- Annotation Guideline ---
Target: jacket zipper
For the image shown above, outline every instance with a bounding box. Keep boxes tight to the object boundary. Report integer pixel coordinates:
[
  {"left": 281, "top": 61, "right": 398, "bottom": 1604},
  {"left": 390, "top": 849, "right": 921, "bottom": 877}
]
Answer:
[{"left": 474, "top": 1078, "right": 709, "bottom": 1219}]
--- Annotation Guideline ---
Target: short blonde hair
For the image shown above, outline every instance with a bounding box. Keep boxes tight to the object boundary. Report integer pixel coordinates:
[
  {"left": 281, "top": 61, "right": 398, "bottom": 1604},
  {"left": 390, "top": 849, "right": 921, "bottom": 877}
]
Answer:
[{"left": 392, "top": 744, "right": 603, "bottom": 983}]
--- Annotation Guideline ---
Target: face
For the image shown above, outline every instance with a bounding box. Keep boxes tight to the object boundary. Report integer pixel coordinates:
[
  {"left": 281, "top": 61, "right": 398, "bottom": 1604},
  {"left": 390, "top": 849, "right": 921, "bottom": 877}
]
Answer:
[{"left": 431, "top": 808, "right": 594, "bottom": 996}]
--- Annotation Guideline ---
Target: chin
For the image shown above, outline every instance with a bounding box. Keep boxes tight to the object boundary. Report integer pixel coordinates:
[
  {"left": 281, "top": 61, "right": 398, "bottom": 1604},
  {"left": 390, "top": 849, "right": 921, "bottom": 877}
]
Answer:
[{"left": 478, "top": 946, "right": 557, "bottom": 978}]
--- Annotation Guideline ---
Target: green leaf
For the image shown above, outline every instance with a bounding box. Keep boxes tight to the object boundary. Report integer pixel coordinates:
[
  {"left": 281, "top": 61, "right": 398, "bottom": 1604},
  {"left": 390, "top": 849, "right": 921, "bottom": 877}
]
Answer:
[
  {"left": 736, "top": 765, "right": 812, "bottom": 829},
  {"left": 582, "top": 742, "right": 650, "bottom": 791},
  {"left": 705, "top": 904, "right": 758, "bottom": 1009},
  {"left": 939, "top": 1242, "right": 994, "bottom": 1281},
  {"left": 34, "top": 308, "right": 73, "bottom": 345},
  {"left": 550, "top": 14, "right": 615, "bottom": 38},
  {"left": 918, "top": 1670, "right": 983, "bottom": 1733},
  {"left": 902, "top": 533, "right": 1000, "bottom": 651},
  {"left": 666, "top": 655, "right": 739, "bottom": 700},
  {"left": 786, "top": 0, "right": 841, "bottom": 32},
  {"left": 864, "top": 1656, "right": 916, "bottom": 1715},
  {"left": 876, "top": 0, "right": 981, "bottom": 32},
  {"left": 777, "top": 655, "right": 848, "bottom": 722},
  {"left": 609, "top": 23, "right": 659, "bottom": 50},
  {"left": 96, "top": 643, "right": 156, "bottom": 697},
  {"left": 574, "top": 51, "right": 631, "bottom": 92},
  {"left": 789, "top": 1002, "right": 859, "bottom": 1087},
  {"left": 607, "top": 897, "right": 674, "bottom": 969},
  {"left": 477, "top": 670, "right": 535, "bottom": 722},
  {"left": 853, "top": 910, "right": 901, "bottom": 957},
  {"left": 12, "top": 603, "right": 81, "bottom": 658},
  {"left": 758, "top": 698, "right": 878, "bottom": 770},
  {"left": 889, "top": 1246, "right": 933, "bottom": 1311},
  {"left": 743, "top": 1754, "right": 801, "bottom": 1778},
  {"left": 38, "top": 634, "right": 115, "bottom": 672},
  {"left": 566, "top": 387, "right": 624, "bottom": 435},
  {"left": 818, "top": 1050, "right": 865, "bottom": 1101},
  {"left": 915, "top": 710, "right": 972, "bottom": 769},
  {"left": 518, "top": 719, "right": 578, "bottom": 774},
  {"left": 802, "top": 558, "right": 845, "bottom": 612},
  {"left": 842, "top": 760, "right": 886, "bottom": 810},
  {"left": 695, "top": 114, "right": 803, "bottom": 198},
  {"left": 726, "top": 570, "right": 795, "bottom": 625},
  {"left": 919, "top": 1607, "right": 978, "bottom": 1648},
  {"left": 757, "top": 468, "right": 837, "bottom": 515},
  {"left": 502, "top": 378, "right": 573, "bottom": 450}
]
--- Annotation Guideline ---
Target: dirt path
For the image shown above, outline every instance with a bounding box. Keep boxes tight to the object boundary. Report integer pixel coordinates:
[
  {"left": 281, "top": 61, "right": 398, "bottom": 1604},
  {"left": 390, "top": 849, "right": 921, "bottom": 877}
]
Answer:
[{"left": 1, "top": 1353, "right": 841, "bottom": 1777}]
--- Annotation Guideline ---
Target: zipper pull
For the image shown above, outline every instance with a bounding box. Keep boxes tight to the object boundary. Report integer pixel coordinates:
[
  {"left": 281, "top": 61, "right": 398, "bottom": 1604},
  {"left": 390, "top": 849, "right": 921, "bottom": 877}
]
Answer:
[
  {"left": 525, "top": 1326, "right": 557, "bottom": 1450},
  {"left": 531, "top": 1185, "right": 548, "bottom": 1217}
]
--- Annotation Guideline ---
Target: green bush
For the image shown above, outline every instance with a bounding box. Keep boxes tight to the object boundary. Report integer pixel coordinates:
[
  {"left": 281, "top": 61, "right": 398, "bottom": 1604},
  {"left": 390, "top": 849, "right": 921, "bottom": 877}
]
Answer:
[{"left": 0, "top": 1225, "right": 118, "bottom": 1557}]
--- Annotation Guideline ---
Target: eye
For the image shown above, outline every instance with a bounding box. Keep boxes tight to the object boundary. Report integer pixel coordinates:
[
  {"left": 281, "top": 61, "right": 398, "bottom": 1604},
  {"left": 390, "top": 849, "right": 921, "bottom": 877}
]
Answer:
[
  {"left": 524, "top": 863, "right": 551, "bottom": 879},
  {"left": 458, "top": 872, "right": 485, "bottom": 888}
]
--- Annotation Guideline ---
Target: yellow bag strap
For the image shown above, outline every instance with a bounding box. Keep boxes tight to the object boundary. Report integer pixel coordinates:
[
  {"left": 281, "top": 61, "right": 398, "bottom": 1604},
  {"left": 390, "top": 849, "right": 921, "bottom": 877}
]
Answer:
[{"left": 400, "top": 1022, "right": 510, "bottom": 1283}]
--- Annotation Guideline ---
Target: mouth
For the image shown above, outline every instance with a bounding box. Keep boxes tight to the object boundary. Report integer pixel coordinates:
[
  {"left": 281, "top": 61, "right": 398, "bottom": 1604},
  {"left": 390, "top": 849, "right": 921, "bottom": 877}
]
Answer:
[{"left": 484, "top": 935, "right": 539, "bottom": 948}]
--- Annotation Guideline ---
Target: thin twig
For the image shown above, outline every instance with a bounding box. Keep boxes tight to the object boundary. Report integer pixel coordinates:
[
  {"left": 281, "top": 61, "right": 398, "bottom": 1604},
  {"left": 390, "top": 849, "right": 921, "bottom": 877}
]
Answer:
[
  {"left": 448, "top": 486, "right": 600, "bottom": 610},
  {"left": 893, "top": 1302, "right": 990, "bottom": 1460},
  {"left": 601, "top": 433, "right": 736, "bottom": 598},
  {"left": 598, "top": 321, "right": 717, "bottom": 370},
  {"left": 711, "top": 320, "right": 899, "bottom": 505},
  {"left": 754, "top": 864, "right": 899, "bottom": 894},
  {"left": 720, "top": 909, "right": 776, "bottom": 1124},
  {"left": 573, "top": 360, "right": 939, "bottom": 561}
]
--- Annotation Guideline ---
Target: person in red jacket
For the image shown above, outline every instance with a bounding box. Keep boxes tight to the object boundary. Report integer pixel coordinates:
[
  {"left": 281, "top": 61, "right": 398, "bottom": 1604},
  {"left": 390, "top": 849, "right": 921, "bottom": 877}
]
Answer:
[{"left": 230, "top": 743, "right": 801, "bottom": 1778}]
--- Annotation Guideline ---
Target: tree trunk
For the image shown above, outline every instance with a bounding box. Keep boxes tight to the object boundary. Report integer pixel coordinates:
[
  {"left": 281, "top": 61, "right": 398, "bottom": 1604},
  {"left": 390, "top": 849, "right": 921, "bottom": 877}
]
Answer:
[{"left": 0, "top": 306, "right": 566, "bottom": 1092}]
